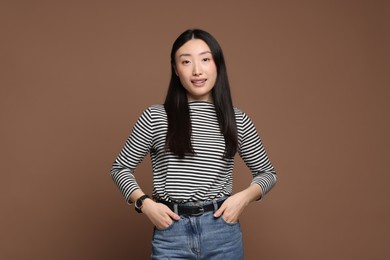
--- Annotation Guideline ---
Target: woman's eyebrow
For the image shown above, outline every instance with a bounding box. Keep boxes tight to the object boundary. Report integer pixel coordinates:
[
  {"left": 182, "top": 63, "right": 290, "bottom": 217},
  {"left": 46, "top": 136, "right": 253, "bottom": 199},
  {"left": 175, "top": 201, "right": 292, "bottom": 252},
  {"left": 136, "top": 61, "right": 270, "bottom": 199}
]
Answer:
[
  {"left": 199, "top": 51, "right": 211, "bottom": 55},
  {"left": 178, "top": 53, "right": 191, "bottom": 57},
  {"left": 178, "top": 51, "right": 211, "bottom": 57}
]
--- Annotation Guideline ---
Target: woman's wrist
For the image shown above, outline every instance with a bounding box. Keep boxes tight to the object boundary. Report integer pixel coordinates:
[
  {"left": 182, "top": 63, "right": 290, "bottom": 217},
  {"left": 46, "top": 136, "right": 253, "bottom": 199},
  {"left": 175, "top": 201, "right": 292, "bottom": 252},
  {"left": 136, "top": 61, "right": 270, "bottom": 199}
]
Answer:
[
  {"left": 141, "top": 198, "right": 155, "bottom": 213},
  {"left": 242, "top": 184, "right": 262, "bottom": 203}
]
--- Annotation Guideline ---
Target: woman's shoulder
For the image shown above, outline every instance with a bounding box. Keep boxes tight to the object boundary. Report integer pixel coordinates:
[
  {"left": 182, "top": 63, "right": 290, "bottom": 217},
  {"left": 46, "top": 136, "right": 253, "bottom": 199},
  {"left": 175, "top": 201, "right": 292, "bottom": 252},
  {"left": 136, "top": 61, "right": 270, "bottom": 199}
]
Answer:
[
  {"left": 143, "top": 104, "right": 167, "bottom": 118},
  {"left": 233, "top": 106, "right": 254, "bottom": 126},
  {"left": 147, "top": 104, "right": 165, "bottom": 111},
  {"left": 233, "top": 106, "right": 246, "bottom": 118}
]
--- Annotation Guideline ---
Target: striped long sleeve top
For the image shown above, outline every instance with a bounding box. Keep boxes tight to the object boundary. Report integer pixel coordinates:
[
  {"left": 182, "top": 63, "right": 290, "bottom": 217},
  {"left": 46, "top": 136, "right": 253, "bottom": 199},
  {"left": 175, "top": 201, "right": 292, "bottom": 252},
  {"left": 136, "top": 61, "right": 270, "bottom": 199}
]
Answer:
[{"left": 111, "top": 101, "right": 277, "bottom": 203}]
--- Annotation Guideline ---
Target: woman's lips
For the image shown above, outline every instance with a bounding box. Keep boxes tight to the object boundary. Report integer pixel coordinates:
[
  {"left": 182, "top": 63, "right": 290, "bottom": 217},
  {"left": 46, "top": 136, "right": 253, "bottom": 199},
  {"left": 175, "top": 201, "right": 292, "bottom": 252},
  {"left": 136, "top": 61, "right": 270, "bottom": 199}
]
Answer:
[{"left": 191, "top": 79, "right": 207, "bottom": 86}]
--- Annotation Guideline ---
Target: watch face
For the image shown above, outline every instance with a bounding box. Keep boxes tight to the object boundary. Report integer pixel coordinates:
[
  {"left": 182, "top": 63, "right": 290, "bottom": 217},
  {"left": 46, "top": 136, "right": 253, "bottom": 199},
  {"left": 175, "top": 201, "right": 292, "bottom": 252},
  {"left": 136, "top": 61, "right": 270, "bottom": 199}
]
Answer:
[
  {"left": 135, "top": 195, "right": 149, "bottom": 213},
  {"left": 136, "top": 199, "right": 142, "bottom": 208}
]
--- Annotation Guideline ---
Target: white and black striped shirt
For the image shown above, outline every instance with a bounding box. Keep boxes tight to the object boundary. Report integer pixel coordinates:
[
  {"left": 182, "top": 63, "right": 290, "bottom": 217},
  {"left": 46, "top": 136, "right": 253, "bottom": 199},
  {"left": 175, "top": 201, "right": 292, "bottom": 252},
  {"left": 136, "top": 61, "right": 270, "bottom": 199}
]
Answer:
[{"left": 111, "top": 101, "right": 276, "bottom": 203}]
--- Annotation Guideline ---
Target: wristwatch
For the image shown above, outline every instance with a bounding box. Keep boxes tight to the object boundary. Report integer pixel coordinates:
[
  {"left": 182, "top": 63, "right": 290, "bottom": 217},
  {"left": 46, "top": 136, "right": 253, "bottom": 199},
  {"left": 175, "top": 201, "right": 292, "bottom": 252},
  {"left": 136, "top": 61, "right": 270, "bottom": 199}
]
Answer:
[{"left": 135, "top": 194, "right": 150, "bottom": 213}]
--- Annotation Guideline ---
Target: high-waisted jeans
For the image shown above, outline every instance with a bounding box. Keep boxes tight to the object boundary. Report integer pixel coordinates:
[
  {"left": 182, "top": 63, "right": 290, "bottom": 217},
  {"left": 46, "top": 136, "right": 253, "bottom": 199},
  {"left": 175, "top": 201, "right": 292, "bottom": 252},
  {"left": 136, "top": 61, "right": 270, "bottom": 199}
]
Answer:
[{"left": 151, "top": 199, "right": 243, "bottom": 260}]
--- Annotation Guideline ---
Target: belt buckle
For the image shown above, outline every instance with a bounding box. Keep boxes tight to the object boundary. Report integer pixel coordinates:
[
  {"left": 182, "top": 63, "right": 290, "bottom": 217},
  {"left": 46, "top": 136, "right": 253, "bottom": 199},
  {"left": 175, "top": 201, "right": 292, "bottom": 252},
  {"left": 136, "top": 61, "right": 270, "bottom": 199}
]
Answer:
[{"left": 192, "top": 206, "right": 204, "bottom": 216}]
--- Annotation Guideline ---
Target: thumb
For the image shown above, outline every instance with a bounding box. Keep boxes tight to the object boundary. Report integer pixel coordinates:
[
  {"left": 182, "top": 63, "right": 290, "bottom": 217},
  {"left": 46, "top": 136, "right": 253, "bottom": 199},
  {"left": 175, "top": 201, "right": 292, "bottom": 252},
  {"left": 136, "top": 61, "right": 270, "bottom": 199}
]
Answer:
[
  {"left": 167, "top": 209, "right": 180, "bottom": 221},
  {"left": 213, "top": 204, "right": 226, "bottom": 218}
]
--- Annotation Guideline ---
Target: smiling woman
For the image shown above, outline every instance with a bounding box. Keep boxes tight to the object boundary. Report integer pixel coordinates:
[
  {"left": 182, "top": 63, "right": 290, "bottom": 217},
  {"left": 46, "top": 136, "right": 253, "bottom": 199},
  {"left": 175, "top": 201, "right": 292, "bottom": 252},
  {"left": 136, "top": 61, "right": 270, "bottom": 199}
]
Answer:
[
  {"left": 110, "top": 28, "right": 277, "bottom": 259},
  {"left": 174, "top": 39, "right": 217, "bottom": 102}
]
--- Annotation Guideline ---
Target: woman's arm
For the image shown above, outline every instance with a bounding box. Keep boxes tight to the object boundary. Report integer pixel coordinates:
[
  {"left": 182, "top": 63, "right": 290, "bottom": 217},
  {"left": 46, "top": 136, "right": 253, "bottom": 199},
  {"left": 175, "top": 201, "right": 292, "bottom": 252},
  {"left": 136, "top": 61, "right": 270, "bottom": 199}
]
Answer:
[
  {"left": 214, "top": 111, "right": 277, "bottom": 223},
  {"left": 238, "top": 111, "right": 277, "bottom": 199},
  {"left": 110, "top": 108, "right": 154, "bottom": 203},
  {"left": 111, "top": 107, "right": 179, "bottom": 229}
]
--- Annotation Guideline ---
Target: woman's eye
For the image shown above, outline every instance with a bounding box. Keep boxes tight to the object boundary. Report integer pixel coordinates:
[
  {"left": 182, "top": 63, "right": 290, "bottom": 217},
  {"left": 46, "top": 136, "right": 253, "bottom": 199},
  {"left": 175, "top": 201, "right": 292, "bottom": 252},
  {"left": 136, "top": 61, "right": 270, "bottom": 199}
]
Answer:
[
  {"left": 202, "top": 58, "right": 210, "bottom": 62},
  {"left": 181, "top": 60, "right": 190, "bottom": 65}
]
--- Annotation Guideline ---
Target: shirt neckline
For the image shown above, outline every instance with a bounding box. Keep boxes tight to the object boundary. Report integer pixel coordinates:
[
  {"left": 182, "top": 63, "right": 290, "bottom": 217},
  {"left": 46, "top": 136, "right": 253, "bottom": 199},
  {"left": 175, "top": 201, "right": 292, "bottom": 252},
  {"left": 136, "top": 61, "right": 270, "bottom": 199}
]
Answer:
[{"left": 188, "top": 101, "right": 214, "bottom": 105}]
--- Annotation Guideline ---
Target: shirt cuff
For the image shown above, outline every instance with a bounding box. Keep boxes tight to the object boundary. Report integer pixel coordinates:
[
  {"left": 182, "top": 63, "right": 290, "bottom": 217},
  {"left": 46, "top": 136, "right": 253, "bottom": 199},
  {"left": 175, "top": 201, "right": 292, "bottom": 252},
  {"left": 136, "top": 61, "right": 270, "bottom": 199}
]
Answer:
[{"left": 251, "top": 172, "right": 277, "bottom": 201}]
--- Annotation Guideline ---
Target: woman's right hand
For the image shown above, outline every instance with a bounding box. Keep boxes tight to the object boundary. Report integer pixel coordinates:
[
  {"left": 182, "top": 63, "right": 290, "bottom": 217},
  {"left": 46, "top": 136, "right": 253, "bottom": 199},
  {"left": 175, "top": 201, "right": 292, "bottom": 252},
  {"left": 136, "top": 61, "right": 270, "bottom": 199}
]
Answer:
[{"left": 141, "top": 199, "right": 180, "bottom": 229}]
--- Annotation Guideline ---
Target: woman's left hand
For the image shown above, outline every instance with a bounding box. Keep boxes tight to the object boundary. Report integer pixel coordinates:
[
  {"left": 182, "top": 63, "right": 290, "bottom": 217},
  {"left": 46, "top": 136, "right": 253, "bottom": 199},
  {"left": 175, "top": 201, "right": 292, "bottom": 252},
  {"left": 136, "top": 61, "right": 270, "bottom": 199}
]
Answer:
[{"left": 213, "top": 184, "right": 262, "bottom": 223}]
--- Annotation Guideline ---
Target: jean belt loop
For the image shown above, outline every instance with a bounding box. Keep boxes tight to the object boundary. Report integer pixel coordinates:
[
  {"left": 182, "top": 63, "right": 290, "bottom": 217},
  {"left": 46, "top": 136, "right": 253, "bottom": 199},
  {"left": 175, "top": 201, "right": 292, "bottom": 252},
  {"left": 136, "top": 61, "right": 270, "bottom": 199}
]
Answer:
[
  {"left": 173, "top": 204, "right": 179, "bottom": 214},
  {"left": 212, "top": 200, "right": 218, "bottom": 211}
]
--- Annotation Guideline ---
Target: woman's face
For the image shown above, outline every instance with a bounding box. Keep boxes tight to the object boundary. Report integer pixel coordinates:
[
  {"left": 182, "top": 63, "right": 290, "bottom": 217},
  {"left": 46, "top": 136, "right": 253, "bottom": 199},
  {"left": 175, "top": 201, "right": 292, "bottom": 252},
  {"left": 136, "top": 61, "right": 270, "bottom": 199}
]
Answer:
[{"left": 174, "top": 39, "right": 217, "bottom": 102}]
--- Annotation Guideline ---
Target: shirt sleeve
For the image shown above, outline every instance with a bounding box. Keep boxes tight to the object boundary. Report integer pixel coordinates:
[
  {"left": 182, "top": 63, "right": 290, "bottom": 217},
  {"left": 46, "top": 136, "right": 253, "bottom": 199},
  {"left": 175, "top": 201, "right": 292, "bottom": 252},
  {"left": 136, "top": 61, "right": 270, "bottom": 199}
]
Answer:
[
  {"left": 110, "top": 107, "right": 153, "bottom": 203},
  {"left": 237, "top": 111, "right": 277, "bottom": 200}
]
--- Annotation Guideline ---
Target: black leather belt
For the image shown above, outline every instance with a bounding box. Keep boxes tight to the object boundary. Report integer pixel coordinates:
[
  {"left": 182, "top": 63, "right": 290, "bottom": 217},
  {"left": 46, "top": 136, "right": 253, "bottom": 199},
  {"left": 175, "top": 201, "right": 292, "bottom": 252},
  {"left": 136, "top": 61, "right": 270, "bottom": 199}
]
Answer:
[{"left": 158, "top": 199, "right": 226, "bottom": 216}]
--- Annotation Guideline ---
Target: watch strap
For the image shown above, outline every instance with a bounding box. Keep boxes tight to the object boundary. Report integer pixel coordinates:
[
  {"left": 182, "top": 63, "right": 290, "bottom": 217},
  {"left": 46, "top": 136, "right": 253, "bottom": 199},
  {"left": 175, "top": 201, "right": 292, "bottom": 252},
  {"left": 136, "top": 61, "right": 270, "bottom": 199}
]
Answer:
[{"left": 135, "top": 194, "right": 150, "bottom": 213}]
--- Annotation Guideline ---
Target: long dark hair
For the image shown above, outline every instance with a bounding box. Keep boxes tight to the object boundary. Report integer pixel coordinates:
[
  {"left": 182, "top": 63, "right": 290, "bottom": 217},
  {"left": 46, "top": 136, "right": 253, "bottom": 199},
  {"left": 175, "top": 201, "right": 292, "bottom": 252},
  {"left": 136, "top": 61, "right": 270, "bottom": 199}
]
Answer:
[{"left": 164, "top": 29, "right": 237, "bottom": 159}]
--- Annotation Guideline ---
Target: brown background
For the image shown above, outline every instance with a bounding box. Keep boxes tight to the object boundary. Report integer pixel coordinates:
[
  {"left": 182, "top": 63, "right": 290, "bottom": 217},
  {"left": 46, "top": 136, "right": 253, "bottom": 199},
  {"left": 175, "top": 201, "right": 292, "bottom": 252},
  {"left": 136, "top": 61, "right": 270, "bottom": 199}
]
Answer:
[{"left": 1, "top": 1, "right": 389, "bottom": 259}]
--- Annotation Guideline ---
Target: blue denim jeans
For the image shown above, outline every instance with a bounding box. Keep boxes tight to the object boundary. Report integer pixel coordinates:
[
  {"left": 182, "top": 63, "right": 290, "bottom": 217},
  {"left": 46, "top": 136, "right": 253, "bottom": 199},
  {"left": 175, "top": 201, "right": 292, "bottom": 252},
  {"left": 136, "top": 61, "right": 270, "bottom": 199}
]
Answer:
[{"left": 151, "top": 200, "right": 243, "bottom": 259}]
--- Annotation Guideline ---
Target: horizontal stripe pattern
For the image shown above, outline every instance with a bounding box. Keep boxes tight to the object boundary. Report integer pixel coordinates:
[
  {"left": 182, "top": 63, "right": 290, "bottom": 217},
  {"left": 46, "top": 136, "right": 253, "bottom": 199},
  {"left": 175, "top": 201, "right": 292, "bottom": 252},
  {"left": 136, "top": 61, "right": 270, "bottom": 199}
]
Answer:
[{"left": 111, "top": 101, "right": 276, "bottom": 203}]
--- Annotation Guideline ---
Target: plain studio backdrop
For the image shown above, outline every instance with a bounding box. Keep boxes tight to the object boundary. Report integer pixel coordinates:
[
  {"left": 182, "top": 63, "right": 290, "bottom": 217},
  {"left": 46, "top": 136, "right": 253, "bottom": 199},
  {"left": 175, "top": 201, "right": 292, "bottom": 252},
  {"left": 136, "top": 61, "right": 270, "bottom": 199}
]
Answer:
[{"left": 1, "top": 1, "right": 389, "bottom": 259}]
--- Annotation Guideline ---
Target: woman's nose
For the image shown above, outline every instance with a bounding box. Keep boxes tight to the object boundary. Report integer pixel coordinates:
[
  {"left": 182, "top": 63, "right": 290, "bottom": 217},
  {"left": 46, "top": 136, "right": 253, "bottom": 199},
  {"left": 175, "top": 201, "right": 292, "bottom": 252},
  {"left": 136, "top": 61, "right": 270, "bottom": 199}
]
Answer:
[{"left": 192, "top": 63, "right": 203, "bottom": 76}]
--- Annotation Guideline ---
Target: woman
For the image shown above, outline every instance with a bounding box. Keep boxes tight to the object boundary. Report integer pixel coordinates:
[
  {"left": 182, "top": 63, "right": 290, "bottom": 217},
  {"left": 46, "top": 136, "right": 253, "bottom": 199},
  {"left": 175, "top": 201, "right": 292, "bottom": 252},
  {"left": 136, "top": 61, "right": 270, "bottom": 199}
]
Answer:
[{"left": 111, "top": 28, "right": 277, "bottom": 259}]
